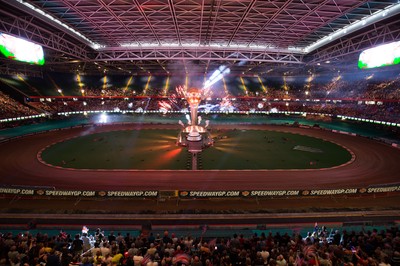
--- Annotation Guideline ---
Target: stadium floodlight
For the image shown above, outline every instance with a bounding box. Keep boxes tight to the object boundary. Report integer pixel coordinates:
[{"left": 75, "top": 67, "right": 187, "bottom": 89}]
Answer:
[{"left": 203, "top": 66, "right": 230, "bottom": 89}]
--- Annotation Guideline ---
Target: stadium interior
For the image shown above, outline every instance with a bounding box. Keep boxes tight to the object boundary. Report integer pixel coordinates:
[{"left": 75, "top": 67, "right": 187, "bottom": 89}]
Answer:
[{"left": 0, "top": 0, "right": 400, "bottom": 265}]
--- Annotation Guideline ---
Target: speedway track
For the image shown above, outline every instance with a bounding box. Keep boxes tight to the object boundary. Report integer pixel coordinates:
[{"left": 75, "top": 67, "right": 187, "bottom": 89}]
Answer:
[{"left": 1, "top": 123, "right": 399, "bottom": 192}]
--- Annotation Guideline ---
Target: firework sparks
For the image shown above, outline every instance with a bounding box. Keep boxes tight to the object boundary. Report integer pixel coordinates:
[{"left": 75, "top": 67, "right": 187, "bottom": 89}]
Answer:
[
  {"left": 158, "top": 100, "right": 172, "bottom": 113},
  {"left": 219, "top": 97, "right": 235, "bottom": 112}
]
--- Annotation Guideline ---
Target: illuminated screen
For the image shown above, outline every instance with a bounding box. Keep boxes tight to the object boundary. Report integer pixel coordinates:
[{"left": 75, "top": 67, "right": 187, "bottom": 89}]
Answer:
[
  {"left": 0, "top": 33, "right": 45, "bottom": 65},
  {"left": 358, "top": 41, "right": 400, "bottom": 69}
]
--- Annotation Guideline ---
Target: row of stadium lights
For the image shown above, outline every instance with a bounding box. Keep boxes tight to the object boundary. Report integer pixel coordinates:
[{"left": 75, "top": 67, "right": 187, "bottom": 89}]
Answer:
[
  {"left": 0, "top": 114, "right": 47, "bottom": 123},
  {"left": 56, "top": 110, "right": 333, "bottom": 116},
  {"left": 50, "top": 110, "right": 400, "bottom": 128},
  {"left": 337, "top": 115, "right": 399, "bottom": 127},
  {"left": 0, "top": 111, "right": 399, "bottom": 128}
]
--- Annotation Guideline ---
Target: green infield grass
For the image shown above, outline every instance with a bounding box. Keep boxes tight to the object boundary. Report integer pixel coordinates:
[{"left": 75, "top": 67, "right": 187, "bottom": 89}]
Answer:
[
  {"left": 40, "top": 129, "right": 352, "bottom": 170},
  {"left": 40, "top": 130, "right": 188, "bottom": 170},
  {"left": 201, "top": 129, "right": 352, "bottom": 169}
]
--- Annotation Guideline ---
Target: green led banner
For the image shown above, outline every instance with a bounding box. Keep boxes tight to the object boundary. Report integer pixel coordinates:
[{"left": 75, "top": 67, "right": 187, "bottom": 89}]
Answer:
[
  {"left": 358, "top": 41, "right": 400, "bottom": 69},
  {"left": 0, "top": 33, "right": 45, "bottom": 65}
]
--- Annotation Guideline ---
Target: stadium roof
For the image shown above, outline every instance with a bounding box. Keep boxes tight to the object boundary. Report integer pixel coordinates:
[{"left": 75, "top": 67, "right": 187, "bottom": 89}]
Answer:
[{"left": 0, "top": 0, "right": 399, "bottom": 77}]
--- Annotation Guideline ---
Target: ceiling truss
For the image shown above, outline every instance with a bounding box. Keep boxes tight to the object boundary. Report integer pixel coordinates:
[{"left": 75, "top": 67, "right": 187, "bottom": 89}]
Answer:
[
  {"left": 0, "top": 0, "right": 399, "bottom": 76},
  {"left": 307, "top": 18, "right": 400, "bottom": 65},
  {"left": 93, "top": 48, "right": 304, "bottom": 64},
  {"left": 0, "top": 10, "right": 89, "bottom": 60}
]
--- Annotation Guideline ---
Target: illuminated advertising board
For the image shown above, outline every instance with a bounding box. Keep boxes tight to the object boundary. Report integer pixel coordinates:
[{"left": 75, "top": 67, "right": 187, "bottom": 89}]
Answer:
[
  {"left": 358, "top": 41, "right": 400, "bottom": 69},
  {"left": 0, "top": 33, "right": 45, "bottom": 65}
]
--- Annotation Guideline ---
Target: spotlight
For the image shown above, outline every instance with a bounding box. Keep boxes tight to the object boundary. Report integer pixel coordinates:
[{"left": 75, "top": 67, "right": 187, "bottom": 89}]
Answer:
[{"left": 99, "top": 113, "right": 108, "bottom": 123}]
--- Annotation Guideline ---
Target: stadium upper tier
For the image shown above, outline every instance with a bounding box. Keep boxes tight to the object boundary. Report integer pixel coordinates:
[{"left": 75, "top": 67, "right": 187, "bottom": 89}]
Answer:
[
  {"left": 1, "top": 67, "right": 400, "bottom": 129},
  {"left": 1, "top": 66, "right": 400, "bottom": 100}
]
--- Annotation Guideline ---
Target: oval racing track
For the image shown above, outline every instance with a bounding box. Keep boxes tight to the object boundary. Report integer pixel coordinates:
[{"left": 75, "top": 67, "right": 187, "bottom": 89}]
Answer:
[{"left": 1, "top": 123, "right": 400, "bottom": 192}]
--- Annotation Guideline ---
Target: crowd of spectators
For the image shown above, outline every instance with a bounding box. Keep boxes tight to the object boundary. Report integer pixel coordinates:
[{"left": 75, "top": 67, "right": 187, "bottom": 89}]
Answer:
[
  {"left": 364, "top": 77, "right": 400, "bottom": 101},
  {"left": 249, "top": 74, "right": 400, "bottom": 102},
  {"left": 80, "top": 87, "right": 132, "bottom": 97},
  {"left": 31, "top": 97, "right": 399, "bottom": 124},
  {"left": 51, "top": 72, "right": 400, "bottom": 103},
  {"left": 2, "top": 73, "right": 400, "bottom": 129},
  {"left": 0, "top": 91, "right": 38, "bottom": 120},
  {"left": 0, "top": 225, "right": 399, "bottom": 266},
  {"left": 33, "top": 73, "right": 400, "bottom": 124}
]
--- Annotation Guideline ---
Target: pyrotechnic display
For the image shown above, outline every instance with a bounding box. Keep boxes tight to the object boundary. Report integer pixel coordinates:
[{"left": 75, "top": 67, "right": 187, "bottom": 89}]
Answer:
[
  {"left": 174, "top": 85, "right": 213, "bottom": 157},
  {"left": 170, "top": 65, "right": 233, "bottom": 151}
]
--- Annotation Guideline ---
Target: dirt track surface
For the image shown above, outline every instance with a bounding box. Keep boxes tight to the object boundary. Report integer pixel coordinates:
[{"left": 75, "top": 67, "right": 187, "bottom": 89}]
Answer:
[{"left": 1, "top": 123, "right": 400, "bottom": 191}]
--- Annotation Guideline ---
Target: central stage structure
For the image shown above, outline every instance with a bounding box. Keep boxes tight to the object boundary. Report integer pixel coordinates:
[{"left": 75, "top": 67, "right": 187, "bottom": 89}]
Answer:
[
  {"left": 177, "top": 87, "right": 213, "bottom": 169},
  {"left": 185, "top": 88, "right": 203, "bottom": 142}
]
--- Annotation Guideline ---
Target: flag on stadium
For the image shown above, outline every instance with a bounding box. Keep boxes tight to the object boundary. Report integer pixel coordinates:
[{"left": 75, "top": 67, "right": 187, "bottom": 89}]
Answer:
[
  {"left": 141, "top": 254, "right": 151, "bottom": 266},
  {"left": 82, "top": 225, "right": 89, "bottom": 234}
]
